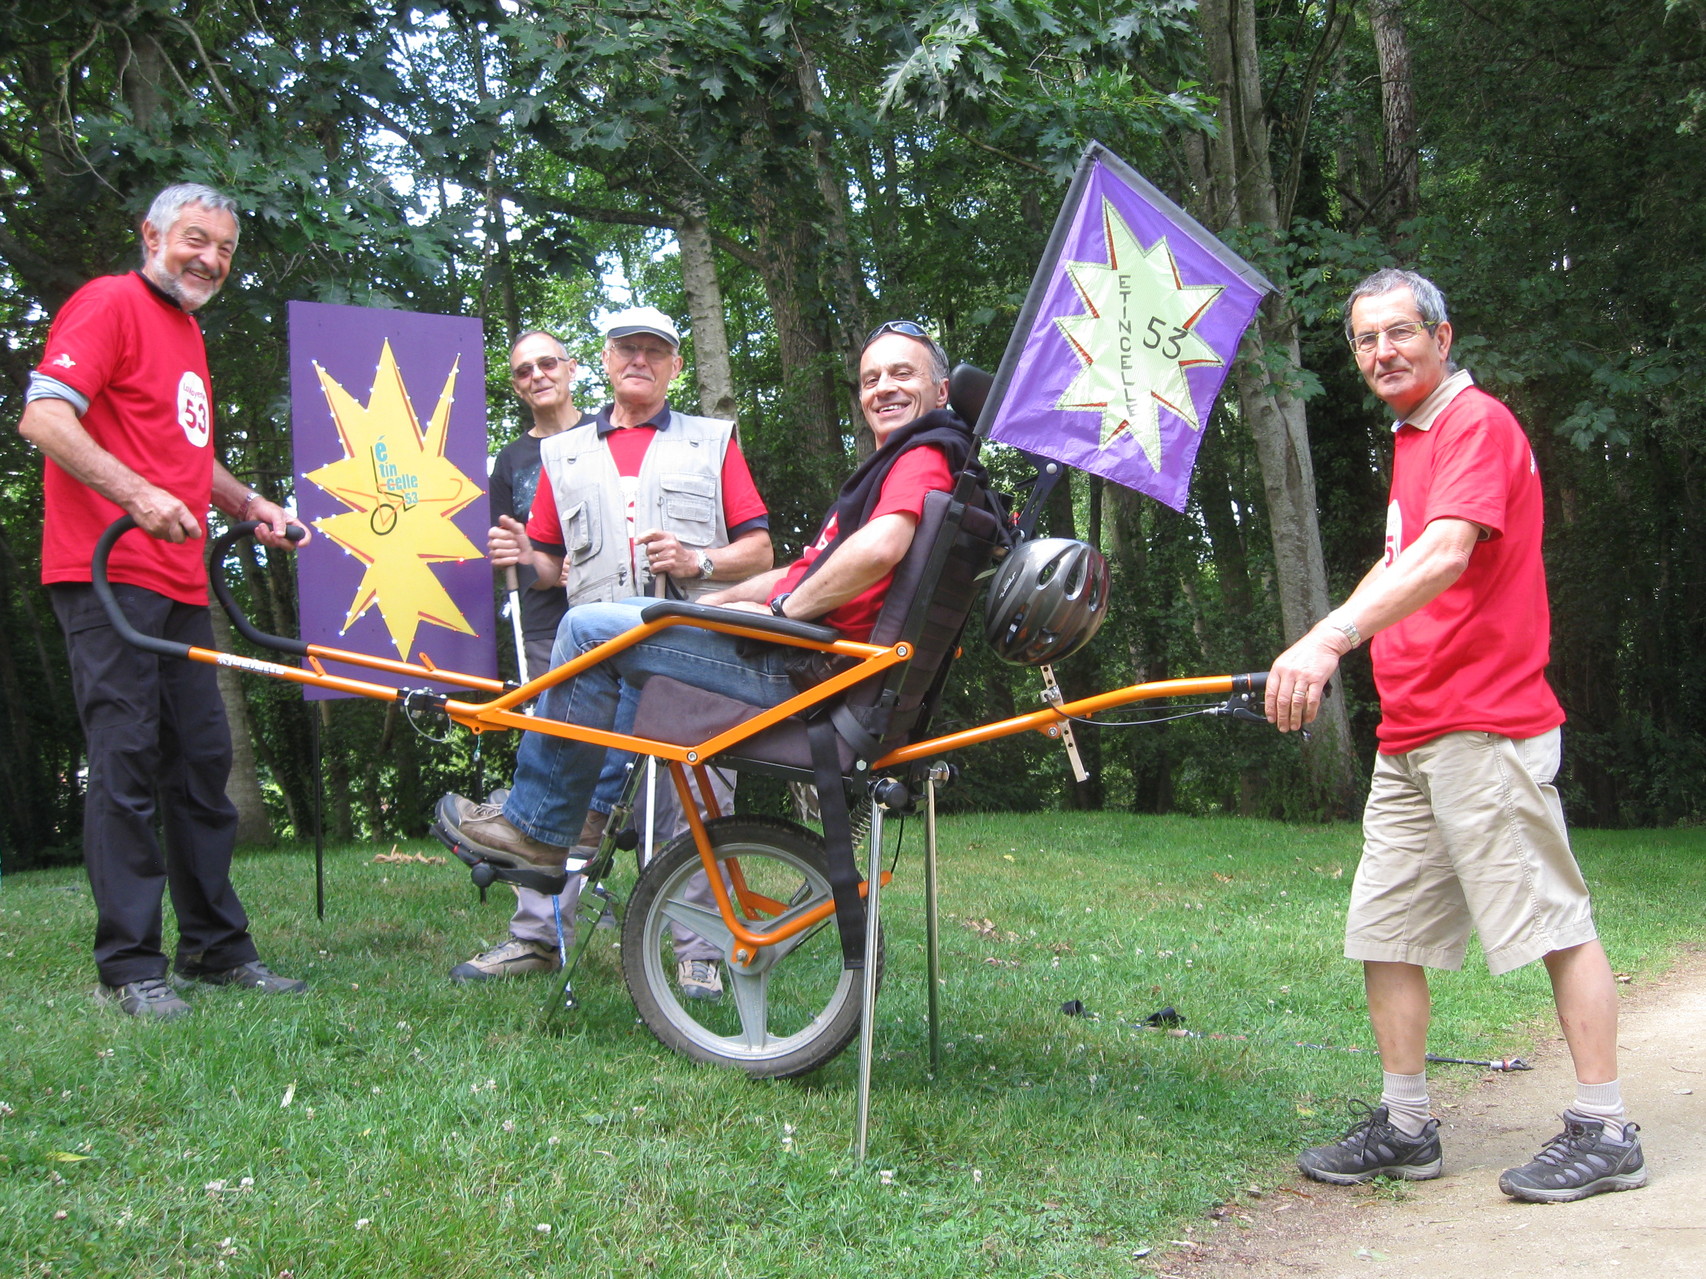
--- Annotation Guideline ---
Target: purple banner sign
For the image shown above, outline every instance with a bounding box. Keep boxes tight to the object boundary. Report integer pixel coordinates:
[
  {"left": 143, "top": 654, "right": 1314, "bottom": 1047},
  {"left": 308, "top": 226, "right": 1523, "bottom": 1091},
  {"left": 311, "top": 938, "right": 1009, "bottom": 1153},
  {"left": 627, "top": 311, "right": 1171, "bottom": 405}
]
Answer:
[
  {"left": 984, "top": 143, "right": 1274, "bottom": 512},
  {"left": 287, "top": 302, "right": 493, "bottom": 698}
]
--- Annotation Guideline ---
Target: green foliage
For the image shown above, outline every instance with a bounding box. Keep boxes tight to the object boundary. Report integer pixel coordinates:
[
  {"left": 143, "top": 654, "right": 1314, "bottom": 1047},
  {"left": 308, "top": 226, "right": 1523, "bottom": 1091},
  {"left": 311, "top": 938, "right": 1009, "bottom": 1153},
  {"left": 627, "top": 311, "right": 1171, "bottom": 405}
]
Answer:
[{"left": 5, "top": 0, "right": 1705, "bottom": 863}]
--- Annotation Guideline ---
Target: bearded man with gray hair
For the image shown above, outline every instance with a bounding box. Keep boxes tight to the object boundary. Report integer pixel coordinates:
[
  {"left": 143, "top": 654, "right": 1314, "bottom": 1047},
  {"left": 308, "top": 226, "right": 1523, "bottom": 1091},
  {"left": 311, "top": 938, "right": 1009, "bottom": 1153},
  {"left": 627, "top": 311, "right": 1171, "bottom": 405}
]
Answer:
[{"left": 19, "top": 183, "right": 311, "bottom": 1019}]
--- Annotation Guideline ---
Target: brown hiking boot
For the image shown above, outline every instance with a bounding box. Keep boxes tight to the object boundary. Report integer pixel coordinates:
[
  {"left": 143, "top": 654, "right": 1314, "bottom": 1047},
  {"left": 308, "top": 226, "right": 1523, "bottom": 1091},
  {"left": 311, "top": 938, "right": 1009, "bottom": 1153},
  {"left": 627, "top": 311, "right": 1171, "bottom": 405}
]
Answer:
[{"left": 434, "top": 794, "right": 578, "bottom": 870}]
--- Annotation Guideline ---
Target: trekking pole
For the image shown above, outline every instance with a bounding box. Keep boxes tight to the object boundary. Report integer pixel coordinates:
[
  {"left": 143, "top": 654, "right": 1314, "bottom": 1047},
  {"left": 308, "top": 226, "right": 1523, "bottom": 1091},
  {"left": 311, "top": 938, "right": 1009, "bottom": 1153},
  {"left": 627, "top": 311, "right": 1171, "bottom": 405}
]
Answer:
[{"left": 503, "top": 566, "right": 529, "bottom": 687}]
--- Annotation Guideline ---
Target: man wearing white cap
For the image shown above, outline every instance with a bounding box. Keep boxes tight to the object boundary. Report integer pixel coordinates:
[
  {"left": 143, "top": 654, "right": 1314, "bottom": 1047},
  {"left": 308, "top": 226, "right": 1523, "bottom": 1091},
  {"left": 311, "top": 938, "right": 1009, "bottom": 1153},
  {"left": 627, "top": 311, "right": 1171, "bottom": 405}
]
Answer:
[{"left": 455, "top": 307, "right": 773, "bottom": 997}]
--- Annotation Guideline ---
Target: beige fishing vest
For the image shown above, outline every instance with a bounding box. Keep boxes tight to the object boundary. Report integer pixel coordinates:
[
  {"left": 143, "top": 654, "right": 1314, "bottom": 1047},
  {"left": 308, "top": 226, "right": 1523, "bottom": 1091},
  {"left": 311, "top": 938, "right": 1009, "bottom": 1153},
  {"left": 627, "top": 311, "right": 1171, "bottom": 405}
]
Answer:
[{"left": 538, "top": 410, "right": 734, "bottom": 606}]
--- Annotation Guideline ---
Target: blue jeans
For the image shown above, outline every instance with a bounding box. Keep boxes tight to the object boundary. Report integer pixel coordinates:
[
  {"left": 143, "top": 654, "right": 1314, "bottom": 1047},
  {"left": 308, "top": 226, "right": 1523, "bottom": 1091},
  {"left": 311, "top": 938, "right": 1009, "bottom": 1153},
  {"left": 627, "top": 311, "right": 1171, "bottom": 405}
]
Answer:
[{"left": 502, "top": 600, "right": 795, "bottom": 846}]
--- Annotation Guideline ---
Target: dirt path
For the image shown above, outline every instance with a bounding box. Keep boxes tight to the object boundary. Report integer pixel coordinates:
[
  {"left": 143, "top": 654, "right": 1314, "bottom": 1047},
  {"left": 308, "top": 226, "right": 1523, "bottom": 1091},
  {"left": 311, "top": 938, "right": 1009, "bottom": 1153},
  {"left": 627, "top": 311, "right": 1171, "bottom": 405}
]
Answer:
[{"left": 1174, "top": 947, "right": 1706, "bottom": 1279}]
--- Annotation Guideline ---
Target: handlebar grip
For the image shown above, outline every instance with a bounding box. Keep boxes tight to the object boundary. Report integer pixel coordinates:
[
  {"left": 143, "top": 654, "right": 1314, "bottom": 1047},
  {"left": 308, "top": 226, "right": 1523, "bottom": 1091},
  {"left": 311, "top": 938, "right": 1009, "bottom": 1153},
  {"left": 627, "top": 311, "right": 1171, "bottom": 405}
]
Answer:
[
  {"left": 91, "top": 517, "right": 194, "bottom": 661},
  {"left": 208, "top": 520, "right": 311, "bottom": 657},
  {"left": 1231, "top": 671, "right": 1268, "bottom": 696}
]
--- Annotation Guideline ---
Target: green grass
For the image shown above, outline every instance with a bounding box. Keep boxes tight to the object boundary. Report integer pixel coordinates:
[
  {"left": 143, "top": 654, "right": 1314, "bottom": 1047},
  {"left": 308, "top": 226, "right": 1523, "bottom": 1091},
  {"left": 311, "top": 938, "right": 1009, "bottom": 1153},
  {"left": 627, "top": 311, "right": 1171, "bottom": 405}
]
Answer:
[{"left": 2, "top": 814, "right": 1702, "bottom": 1277}]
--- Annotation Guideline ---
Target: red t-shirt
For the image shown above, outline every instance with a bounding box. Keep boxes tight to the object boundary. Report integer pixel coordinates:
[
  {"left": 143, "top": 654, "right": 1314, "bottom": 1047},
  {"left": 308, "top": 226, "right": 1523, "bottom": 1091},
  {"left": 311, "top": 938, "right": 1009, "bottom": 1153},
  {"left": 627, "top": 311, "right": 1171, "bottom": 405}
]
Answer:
[
  {"left": 1371, "top": 386, "right": 1564, "bottom": 753},
  {"left": 35, "top": 272, "right": 217, "bottom": 606},
  {"left": 525, "top": 424, "right": 768, "bottom": 547},
  {"left": 774, "top": 445, "right": 954, "bottom": 642}
]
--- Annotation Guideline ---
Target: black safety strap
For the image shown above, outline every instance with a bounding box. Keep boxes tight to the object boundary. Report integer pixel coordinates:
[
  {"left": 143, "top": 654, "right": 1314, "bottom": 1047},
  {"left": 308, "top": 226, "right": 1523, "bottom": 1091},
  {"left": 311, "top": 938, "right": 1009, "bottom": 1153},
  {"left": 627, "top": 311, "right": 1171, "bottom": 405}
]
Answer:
[{"left": 808, "top": 713, "right": 867, "bottom": 969}]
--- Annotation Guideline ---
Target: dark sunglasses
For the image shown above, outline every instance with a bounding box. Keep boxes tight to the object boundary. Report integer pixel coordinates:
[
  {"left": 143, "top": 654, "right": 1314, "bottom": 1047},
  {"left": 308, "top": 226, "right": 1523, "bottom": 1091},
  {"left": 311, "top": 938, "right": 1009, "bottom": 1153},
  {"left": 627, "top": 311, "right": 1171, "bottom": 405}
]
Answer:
[{"left": 511, "top": 355, "right": 565, "bottom": 380}]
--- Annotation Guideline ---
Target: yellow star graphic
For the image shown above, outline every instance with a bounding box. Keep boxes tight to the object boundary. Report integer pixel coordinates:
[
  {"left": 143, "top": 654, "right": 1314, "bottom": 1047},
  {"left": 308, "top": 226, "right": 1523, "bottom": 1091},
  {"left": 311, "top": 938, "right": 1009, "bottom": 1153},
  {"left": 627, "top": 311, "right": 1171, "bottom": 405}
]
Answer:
[
  {"left": 1054, "top": 199, "right": 1224, "bottom": 470},
  {"left": 302, "top": 340, "right": 485, "bottom": 660}
]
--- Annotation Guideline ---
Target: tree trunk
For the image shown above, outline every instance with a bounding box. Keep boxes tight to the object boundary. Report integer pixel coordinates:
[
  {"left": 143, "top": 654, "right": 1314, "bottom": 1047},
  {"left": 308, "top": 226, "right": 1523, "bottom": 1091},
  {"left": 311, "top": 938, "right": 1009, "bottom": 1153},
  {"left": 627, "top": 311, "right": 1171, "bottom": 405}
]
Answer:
[
  {"left": 1368, "top": 0, "right": 1420, "bottom": 234},
  {"left": 1195, "top": 0, "right": 1362, "bottom": 814},
  {"left": 748, "top": 200, "right": 848, "bottom": 465},
  {"left": 210, "top": 608, "right": 275, "bottom": 846},
  {"left": 678, "top": 202, "right": 739, "bottom": 423}
]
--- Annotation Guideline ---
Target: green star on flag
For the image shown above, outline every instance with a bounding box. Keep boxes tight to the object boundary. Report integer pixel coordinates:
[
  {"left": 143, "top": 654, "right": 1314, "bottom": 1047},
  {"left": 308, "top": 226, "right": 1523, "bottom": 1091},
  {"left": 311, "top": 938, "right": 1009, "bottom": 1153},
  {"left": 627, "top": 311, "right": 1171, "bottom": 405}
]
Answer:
[{"left": 1053, "top": 200, "right": 1224, "bottom": 471}]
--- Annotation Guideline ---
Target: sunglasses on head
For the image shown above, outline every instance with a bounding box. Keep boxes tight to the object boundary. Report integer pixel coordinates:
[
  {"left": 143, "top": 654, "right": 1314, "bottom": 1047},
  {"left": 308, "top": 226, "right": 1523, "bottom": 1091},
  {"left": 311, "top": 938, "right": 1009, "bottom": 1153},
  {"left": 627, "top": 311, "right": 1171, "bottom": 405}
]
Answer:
[
  {"left": 861, "top": 320, "right": 946, "bottom": 366},
  {"left": 511, "top": 355, "right": 565, "bottom": 380}
]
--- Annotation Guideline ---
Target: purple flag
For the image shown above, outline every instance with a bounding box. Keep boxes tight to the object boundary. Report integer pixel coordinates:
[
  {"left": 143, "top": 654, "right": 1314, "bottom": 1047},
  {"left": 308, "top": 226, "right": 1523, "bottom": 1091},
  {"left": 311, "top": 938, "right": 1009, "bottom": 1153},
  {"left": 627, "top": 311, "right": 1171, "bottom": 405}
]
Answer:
[
  {"left": 288, "top": 302, "right": 495, "bottom": 698},
  {"left": 983, "top": 143, "right": 1274, "bottom": 512}
]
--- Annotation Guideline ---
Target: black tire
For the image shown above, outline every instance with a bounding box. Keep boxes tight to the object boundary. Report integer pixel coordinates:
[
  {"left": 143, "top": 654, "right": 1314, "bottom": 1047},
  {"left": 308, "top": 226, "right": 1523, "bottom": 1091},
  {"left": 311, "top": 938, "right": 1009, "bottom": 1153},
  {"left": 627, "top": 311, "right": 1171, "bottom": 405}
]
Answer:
[{"left": 621, "top": 815, "right": 884, "bottom": 1079}]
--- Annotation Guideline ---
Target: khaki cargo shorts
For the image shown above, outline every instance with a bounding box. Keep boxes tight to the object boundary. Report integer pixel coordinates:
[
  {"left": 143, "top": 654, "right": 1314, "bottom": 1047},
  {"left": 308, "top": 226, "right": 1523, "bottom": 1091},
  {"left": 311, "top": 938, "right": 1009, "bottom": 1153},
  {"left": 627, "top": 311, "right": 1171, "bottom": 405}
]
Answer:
[{"left": 1346, "top": 728, "right": 1597, "bottom": 976}]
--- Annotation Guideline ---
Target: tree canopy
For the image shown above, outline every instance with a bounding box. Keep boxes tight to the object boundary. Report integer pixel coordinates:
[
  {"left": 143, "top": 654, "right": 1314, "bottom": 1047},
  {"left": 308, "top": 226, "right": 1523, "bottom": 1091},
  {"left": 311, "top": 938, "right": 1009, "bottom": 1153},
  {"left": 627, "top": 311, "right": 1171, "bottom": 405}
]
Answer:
[{"left": 3, "top": 0, "right": 1701, "bottom": 865}]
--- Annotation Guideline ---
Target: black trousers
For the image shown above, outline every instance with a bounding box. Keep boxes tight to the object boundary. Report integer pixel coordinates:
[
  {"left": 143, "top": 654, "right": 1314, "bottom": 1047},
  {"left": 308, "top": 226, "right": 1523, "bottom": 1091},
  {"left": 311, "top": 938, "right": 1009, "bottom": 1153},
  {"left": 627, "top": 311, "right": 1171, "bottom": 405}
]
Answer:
[{"left": 51, "top": 584, "right": 259, "bottom": 985}]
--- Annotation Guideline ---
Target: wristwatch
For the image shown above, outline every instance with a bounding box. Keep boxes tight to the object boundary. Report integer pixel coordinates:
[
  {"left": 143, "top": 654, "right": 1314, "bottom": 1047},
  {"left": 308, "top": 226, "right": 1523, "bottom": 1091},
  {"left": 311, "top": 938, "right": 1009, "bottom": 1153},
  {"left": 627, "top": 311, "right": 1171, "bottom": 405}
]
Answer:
[
  {"left": 697, "top": 551, "right": 715, "bottom": 581},
  {"left": 769, "top": 592, "right": 793, "bottom": 618}
]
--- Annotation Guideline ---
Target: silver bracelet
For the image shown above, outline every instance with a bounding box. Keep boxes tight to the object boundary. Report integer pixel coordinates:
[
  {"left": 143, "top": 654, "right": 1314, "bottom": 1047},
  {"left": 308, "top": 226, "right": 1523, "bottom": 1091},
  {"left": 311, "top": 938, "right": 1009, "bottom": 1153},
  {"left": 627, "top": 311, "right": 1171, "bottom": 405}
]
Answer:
[{"left": 1326, "top": 610, "right": 1362, "bottom": 648}]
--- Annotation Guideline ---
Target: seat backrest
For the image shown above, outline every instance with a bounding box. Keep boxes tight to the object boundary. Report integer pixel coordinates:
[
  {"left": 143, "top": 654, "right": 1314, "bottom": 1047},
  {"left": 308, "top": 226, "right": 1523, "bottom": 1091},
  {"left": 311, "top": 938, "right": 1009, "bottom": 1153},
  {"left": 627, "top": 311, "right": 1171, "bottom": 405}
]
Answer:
[{"left": 835, "top": 481, "right": 1003, "bottom": 760}]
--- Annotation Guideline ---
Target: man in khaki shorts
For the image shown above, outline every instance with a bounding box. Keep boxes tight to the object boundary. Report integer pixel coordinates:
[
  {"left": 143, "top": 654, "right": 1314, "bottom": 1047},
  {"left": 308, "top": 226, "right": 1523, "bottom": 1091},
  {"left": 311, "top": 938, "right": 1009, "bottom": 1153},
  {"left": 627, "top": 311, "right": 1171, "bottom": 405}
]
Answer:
[{"left": 1265, "top": 268, "right": 1646, "bottom": 1204}]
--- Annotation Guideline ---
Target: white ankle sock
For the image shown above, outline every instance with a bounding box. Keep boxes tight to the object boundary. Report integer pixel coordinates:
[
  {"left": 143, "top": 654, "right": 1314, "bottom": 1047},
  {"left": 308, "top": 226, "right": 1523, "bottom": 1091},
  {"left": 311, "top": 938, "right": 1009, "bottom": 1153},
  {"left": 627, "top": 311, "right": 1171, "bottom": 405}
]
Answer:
[
  {"left": 1382, "top": 1070, "right": 1432, "bottom": 1137},
  {"left": 1572, "top": 1080, "right": 1628, "bottom": 1139}
]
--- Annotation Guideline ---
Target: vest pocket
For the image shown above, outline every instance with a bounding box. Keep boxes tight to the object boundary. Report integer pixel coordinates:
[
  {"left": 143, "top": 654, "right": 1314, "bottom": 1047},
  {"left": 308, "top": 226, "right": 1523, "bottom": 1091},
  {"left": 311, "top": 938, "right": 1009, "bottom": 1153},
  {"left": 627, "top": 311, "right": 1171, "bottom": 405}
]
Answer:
[
  {"left": 659, "top": 473, "right": 717, "bottom": 543},
  {"left": 562, "top": 494, "right": 604, "bottom": 563}
]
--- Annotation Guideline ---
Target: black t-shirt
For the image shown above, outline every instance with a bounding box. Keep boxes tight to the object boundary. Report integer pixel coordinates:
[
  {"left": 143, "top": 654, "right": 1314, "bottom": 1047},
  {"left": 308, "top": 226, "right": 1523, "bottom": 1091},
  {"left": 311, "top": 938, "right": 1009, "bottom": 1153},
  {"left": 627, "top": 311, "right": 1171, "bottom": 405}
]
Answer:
[{"left": 489, "top": 417, "right": 591, "bottom": 640}]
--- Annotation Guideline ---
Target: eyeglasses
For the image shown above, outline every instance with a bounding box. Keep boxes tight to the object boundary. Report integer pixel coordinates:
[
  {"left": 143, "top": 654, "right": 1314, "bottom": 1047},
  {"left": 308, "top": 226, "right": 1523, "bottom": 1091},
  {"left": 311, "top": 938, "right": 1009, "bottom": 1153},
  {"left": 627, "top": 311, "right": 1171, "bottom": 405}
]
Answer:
[
  {"left": 607, "top": 340, "right": 676, "bottom": 362},
  {"left": 1348, "top": 321, "right": 1436, "bottom": 356},
  {"left": 511, "top": 355, "right": 566, "bottom": 380}
]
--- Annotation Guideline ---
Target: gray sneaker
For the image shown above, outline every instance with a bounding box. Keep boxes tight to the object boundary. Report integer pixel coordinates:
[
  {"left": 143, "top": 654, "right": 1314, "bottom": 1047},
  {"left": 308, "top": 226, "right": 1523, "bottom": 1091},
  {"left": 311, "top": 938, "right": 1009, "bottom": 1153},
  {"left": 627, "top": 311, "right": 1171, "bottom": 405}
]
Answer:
[
  {"left": 96, "top": 977, "right": 191, "bottom": 1020},
  {"left": 676, "top": 959, "right": 724, "bottom": 1001},
  {"left": 449, "top": 936, "right": 560, "bottom": 983},
  {"left": 1499, "top": 1111, "right": 1648, "bottom": 1203},
  {"left": 173, "top": 960, "right": 308, "bottom": 994},
  {"left": 1298, "top": 1101, "right": 1443, "bottom": 1184}
]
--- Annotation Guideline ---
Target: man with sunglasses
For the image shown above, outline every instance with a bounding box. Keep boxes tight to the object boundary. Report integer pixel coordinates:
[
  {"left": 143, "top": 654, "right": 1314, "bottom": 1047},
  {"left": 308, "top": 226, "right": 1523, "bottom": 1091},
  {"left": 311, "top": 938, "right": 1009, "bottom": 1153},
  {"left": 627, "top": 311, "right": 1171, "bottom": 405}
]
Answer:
[
  {"left": 434, "top": 320, "right": 969, "bottom": 972},
  {"left": 451, "top": 308, "right": 772, "bottom": 994},
  {"left": 1265, "top": 269, "right": 1645, "bottom": 1203},
  {"left": 489, "top": 331, "right": 592, "bottom": 682}
]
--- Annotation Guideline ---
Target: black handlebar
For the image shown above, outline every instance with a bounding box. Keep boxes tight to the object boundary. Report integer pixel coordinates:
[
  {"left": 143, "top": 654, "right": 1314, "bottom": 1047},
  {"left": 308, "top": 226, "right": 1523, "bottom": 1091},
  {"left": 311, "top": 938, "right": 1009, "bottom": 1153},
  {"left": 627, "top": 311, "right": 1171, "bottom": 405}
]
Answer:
[
  {"left": 92, "top": 517, "right": 307, "bottom": 661},
  {"left": 207, "top": 520, "right": 310, "bottom": 656}
]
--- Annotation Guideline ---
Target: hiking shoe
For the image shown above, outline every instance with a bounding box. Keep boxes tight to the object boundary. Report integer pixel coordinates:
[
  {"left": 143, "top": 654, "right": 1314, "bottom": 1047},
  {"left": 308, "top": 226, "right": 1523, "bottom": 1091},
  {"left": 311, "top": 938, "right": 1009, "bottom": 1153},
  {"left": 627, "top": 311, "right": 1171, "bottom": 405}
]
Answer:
[
  {"left": 449, "top": 936, "right": 560, "bottom": 984},
  {"left": 174, "top": 960, "right": 308, "bottom": 994},
  {"left": 676, "top": 959, "right": 723, "bottom": 1001},
  {"left": 434, "top": 794, "right": 591, "bottom": 873},
  {"left": 1498, "top": 1111, "right": 1648, "bottom": 1203},
  {"left": 96, "top": 977, "right": 192, "bottom": 1020},
  {"left": 1298, "top": 1101, "right": 1443, "bottom": 1184}
]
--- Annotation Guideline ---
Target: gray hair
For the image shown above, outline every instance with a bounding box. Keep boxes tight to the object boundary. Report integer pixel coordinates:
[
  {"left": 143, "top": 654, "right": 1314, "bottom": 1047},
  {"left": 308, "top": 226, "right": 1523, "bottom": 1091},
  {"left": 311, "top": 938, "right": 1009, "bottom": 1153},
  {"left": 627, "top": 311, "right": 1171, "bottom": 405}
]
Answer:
[
  {"left": 1343, "top": 268, "right": 1449, "bottom": 340},
  {"left": 510, "top": 330, "right": 571, "bottom": 360},
  {"left": 140, "top": 185, "right": 240, "bottom": 263}
]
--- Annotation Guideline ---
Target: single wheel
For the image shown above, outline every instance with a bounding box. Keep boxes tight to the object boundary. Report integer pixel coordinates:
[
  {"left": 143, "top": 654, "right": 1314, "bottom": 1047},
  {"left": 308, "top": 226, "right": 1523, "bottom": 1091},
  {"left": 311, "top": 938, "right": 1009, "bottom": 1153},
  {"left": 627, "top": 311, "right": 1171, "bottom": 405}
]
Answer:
[{"left": 622, "top": 815, "right": 884, "bottom": 1078}]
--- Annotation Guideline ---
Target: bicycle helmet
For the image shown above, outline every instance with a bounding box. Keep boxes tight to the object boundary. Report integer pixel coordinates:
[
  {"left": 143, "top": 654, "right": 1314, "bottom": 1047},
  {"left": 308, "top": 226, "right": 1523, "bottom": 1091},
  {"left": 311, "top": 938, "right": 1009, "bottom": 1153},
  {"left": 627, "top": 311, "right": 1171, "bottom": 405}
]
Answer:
[{"left": 982, "top": 537, "right": 1109, "bottom": 665}]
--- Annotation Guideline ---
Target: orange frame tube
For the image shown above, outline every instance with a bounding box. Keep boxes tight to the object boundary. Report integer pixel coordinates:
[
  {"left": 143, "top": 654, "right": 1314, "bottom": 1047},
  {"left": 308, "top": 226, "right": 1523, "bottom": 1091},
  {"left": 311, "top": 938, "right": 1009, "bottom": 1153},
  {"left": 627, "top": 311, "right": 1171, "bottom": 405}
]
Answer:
[{"left": 191, "top": 612, "right": 1253, "bottom": 959}]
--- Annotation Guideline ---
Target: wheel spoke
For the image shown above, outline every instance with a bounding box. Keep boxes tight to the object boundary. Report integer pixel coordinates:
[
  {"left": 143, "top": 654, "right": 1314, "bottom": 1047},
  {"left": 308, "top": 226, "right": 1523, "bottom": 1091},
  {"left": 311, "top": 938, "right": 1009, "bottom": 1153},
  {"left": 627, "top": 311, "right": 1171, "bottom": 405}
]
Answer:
[
  {"left": 725, "top": 964, "right": 774, "bottom": 1050},
  {"left": 656, "top": 895, "right": 734, "bottom": 956}
]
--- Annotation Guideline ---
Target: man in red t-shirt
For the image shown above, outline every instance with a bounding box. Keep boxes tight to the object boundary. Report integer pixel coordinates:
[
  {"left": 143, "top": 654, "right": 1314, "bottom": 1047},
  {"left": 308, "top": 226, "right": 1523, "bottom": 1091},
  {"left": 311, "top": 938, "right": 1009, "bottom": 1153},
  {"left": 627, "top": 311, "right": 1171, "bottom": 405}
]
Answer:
[
  {"left": 19, "top": 183, "right": 311, "bottom": 1020},
  {"left": 434, "top": 321, "right": 962, "bottom": 907},
  {"left": 1266, "top": 269, "right": 1644, "bottom": 1204}
]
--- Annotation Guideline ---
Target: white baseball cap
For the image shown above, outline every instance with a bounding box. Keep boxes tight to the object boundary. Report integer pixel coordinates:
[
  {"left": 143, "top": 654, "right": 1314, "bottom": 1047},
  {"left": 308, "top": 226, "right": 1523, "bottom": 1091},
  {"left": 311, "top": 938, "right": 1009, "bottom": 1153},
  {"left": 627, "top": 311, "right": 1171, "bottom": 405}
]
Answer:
[{"left": 603, "top": 306, "right": 681, "bottom": 347}]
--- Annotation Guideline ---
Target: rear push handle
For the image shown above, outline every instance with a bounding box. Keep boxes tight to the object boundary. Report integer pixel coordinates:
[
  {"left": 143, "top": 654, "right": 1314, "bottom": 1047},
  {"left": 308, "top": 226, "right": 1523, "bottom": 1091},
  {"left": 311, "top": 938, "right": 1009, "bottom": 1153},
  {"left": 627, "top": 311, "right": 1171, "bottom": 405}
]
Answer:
[{"left": 92, "top": 516, "right": 306, "bottom": 661}]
